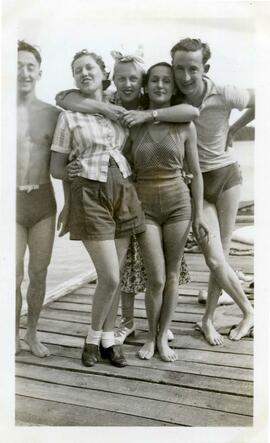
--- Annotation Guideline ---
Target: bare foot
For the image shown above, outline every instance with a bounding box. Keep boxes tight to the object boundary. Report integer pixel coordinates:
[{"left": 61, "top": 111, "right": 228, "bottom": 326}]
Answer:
[
  {"left": 16, "top": 336, "right": 21, "bottom": 355},
  {"left": 157, "top": 336, "right": 178, "bottom": 362},
  {"left": 229, "top": 315, "right": 254, "bottom": 341},
  {"left": 24, "top": 333, "right": 50, "bottom": 357},
  {"left": 138, "top": 340, "right": 155, "bottom": 360},
  {"left": 196, "top": 320, "right": 224, "bottom": 346}
]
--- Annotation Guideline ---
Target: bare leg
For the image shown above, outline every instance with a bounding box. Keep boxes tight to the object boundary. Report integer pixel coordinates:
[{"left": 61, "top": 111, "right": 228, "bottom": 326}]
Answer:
[
  {"left": 204, "top": 185, "right": 241, "bottom": 310},
  {"left": 157, "top": 220, "right": 191, "bottom": 362},
  {"left": 196, "top": 201, "right": 225, "bottom": 345},
  {"left": 197, "top": 188, "right": 253, "bottom": 344},
  {"left": 24, "top": 215, "right": 56, "bottom": 357},
  {"left": 120, "top": 291, "right": 136, "bottom": 327},
  {"left": 103, "top": 236, "right": 131, "bottom": 332},
  {"left": 82, "top": 239, "right": 124, "bottom": 332},
  {"left": 16, "top": 223, "right": 28, "bottom": 354},
  {"left": 137, "top": 225, "right": 165, "bottom": 359}
]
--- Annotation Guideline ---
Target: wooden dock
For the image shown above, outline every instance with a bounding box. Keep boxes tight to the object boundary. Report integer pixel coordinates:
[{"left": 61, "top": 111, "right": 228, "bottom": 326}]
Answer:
[{"left": 15, "top": 248, "right": 254, "bottom": 427}]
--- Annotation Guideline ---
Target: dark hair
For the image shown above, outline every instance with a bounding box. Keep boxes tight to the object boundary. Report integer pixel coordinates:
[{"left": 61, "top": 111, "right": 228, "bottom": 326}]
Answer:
[
  {"left": 144, "top": 62, "right": 173, "bottom": 87},
  {"left": 170, "top": 38, "right": 211, "bottom": 65},
  {"left": 18, "top": 40, "right": 42, "bottom": 65},
  {"left": 71, "top": 49, "right": 111, "bottom": 90},
  {"left": 143, "top": 62, "right": 174, "bottom": 108}
]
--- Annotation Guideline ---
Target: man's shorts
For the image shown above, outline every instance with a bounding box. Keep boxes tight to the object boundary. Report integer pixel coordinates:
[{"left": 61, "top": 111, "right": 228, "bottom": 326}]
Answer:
[
  {"left": 70, "top": 159, "right": 145, "bottom": 241},
  {"left": 203, "top": 162, "right": 243, "bottom": 204},
  {"left": 16, "top": 182, "right": 57, "bottom": 229},
  {"left": 135, "top": 177, "right": 192, "bottom": 226}
]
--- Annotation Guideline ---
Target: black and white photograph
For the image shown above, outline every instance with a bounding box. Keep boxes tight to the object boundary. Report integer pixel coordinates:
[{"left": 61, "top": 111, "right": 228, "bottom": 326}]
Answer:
[{"left": 1, "top": 0, "right": 269, "bottom": 441}]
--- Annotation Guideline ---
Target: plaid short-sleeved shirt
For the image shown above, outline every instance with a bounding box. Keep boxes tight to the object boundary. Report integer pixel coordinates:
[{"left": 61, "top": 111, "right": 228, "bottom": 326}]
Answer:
[{"left": 51, "top": 111, "right": 131, "bottom": 182}]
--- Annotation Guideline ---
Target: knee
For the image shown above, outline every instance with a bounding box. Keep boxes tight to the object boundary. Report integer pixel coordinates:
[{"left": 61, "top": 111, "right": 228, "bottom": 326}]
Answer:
[
  {"left": 204, "top": 254, "right": 225, "bottom": 272},
  {"left": 28, "top": 266, "right": 48, "bottom": 286},
  {"left": 148, "top": 273, "right": 166, "bottom": 294},
  {"left": 98, "top": 272, "right": 120, "bottom": 293},
  {"left": 165, "top": 271, "right": 178, "bottom": 288}
]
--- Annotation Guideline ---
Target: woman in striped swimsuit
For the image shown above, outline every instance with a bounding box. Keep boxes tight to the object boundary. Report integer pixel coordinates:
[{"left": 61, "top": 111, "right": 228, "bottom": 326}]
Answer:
[{"left": 125, "top": 62, "right": 209, "bottom": 361}]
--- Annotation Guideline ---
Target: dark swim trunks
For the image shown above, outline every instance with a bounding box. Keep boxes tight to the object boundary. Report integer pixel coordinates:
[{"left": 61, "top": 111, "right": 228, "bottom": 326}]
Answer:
[
  {"left": 203, "top": 162, "right": 242, "bottom": 204},
  {"left": 16, "top": 182, "right": 57, "bottom": 228}
]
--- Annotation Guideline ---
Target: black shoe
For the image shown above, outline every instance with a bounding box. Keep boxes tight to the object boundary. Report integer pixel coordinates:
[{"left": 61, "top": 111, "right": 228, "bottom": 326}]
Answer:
[
  {"left": 100, "top": 344, "right": 127, "bottom": 367},
  {"left": 81, "top": 341, "right": 100, "bottom": 367}
]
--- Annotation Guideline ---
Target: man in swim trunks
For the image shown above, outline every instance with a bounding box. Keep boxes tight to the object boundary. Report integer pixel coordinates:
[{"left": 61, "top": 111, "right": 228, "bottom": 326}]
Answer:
[
  {"left": 171, "top": 38, "right": 255, "bottom": 345},
  {"left": 16, "top": 41, "right": 60, "bottom": 357}
]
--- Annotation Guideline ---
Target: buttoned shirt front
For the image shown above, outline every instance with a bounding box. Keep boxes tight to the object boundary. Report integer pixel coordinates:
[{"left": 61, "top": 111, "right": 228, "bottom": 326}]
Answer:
[
  {"left": 174, "top": 77, "right": 250, "bottom": 172},
  {"left": 51, "top": 110, "right": 131, "bottom": 182}
]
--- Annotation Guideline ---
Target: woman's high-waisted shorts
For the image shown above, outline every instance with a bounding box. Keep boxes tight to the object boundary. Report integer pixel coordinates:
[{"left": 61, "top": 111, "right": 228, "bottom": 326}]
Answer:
[
  {"left": 135, "top": 176, "right": 192, "bottom": 226},
  {"left": 203, "top": 162, "right": 242, "bottom": 204},
  {"left": 70, "top": 159, "right": 145, "bottom": 241}
]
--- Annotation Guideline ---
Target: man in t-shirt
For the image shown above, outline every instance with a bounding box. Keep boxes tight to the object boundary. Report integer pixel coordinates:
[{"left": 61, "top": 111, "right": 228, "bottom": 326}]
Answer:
[
  {"left": 171, "top": 38, "right": 254, "bottom": 345},
  {"left": 16, "top": 41, "right": 60, "bottom": 356}
]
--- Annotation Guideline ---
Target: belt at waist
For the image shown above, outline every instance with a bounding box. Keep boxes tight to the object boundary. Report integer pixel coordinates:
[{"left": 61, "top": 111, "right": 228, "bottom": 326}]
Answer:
[{"left": 17, "top": 183, "right": 53, "bottom": 193}]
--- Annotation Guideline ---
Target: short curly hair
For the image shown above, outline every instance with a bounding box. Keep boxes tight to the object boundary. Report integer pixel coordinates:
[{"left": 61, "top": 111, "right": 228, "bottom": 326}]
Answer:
[
  {"left": 18, "top": 40, "right": 42, "bottom": 65},
  {"left": 71, "top": 49, "right": 109, "bottom": 77},
  {"left": 170, "top": 38, "right": 211, "bottom": 65}
]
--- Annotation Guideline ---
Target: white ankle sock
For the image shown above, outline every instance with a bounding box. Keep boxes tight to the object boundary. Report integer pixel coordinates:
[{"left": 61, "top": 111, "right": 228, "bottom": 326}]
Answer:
[
  {"left": 86, "top": 327, "right": 102, "bottom": 345},
  {"left": 101, "top": 331, "right": 115, "bottom": 348}
]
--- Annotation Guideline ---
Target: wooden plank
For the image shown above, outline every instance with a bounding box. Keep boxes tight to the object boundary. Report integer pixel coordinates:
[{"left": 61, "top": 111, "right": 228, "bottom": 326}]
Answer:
[
  {"left": 16, "top": 377, "right": 252, "bottom": 426},
  {"left": 16, "top": 363, "right": 253, "bottom": 416},
  {"left": 38, "top": 308, "right": 194, "bottom": 331},
  {"left": 19, "top": 318, "right": 253, "bottom": 358},
  {"left": 16, "top": 395, "right": 169, "bottom": 426},
  {"left": 55, "top": 297, "right": 208, "bottom": 315},
  {"left": 15, "top": 353, "right": 253, "bottom": 396},
  {"left": 45, "top": 302, "right": 203, "bottom": 323},
  {"left": 61, "top": 293, "right": 201, "bottom": 306},
  {"left": 17, "top": 342, "right": 253, "bottom": 382},
  {"left": 127, "top": 331, "right": 253, "bottom": 357}
]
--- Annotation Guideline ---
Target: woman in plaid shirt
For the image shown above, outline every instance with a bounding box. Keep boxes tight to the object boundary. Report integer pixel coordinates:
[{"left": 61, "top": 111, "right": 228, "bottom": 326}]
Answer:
[{"left": 50, "top": 50, "right": 146, "bottom": 368}]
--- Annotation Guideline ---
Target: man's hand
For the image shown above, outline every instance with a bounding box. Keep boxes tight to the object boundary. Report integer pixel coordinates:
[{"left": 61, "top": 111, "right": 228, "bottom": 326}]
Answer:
[
  {"left": 57, "top": 205, "right": 70, "bottom": 237},
  {"left": 225, "top": 127, "right": 235, "bottom": 151},
  {"left": 121, "top": 110, "right": 152, "bottom": 128},
  {"left": 104, "top": 104, "right": 127, "bottom": 121},
  {"left": 192, "top": 215, "right": 209, "bottom": 244}
]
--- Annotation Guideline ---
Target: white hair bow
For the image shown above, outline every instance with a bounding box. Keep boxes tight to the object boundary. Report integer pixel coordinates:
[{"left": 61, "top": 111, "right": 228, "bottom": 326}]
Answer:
[{"left": 110, "top": 46, "right": 144, "bottom": 66}]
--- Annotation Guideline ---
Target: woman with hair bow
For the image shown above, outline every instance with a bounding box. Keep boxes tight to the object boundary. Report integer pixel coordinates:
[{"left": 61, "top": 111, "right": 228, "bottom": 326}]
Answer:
[{"left": 56, "top": 49, "right": 199, "bottom": 346}]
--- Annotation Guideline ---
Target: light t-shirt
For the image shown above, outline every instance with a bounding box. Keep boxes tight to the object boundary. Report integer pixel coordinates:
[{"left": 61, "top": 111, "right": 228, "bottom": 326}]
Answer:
[{"left": 181, "top": 77, "right": 250, "bottom": 172}]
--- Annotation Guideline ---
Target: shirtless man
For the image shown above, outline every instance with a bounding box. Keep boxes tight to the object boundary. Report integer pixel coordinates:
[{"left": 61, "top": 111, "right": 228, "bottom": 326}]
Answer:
[{"left": 16, "top": 41, "right": 60, "bottom": 357}]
